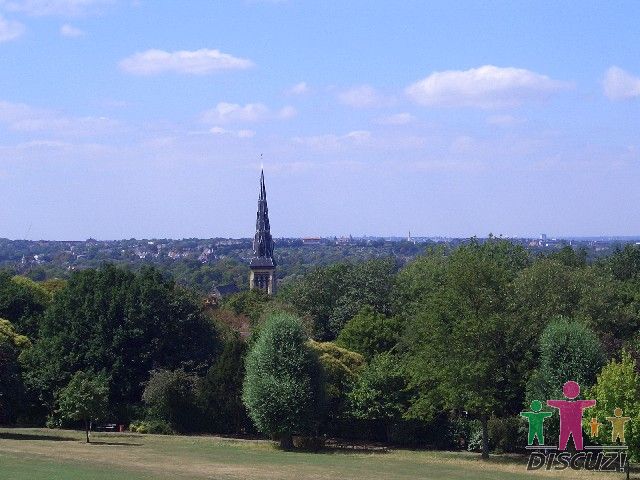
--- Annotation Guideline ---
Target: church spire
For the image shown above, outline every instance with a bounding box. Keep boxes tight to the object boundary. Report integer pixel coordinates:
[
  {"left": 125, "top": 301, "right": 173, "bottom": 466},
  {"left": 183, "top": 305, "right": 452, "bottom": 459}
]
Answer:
[
  {"left": 249, "top": 169, "right": 276, "bottom": 294},
  {"left": 252, "top": 169, "right": 275, "bottom": 263}
]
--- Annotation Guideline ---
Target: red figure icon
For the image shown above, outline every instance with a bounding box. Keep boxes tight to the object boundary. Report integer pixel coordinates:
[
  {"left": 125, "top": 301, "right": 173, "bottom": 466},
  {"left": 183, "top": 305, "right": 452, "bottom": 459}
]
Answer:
[{"left": 547, "top": 381, "right": 596, "bottom": 451}]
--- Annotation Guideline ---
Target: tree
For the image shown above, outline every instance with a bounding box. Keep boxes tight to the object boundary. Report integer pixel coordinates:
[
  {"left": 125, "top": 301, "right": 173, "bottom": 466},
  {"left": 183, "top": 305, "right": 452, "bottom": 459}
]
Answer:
[
  {"left": 527, "top": 317, "right": 604, "bottom": 401},
  {"left": 279, "top": 258, "right": 396, "bottom": 341},
  {"left": 347, "top": 353, "right": 408, "bottom": 441},
  {"left": 0, "top": 273, "right": 51, "bottom": 338},
  {"left": 56, "top": 370, "right": 109, "bottom": 443},
  {"left": 308, "top": 340, "right": 364, "bottom": 432},
  {"left": 588, "top": 351, "right": 640, "bottom": 460},
  {"left": 142, "top": 369, "right": 199, "bottom": 433},
  {"left": 404, "top": 242, "right": 520, "bottom": 459},
  {"left": 0, "top": 318, "right": 30, "bottom": 423},
  {"left": 336, "top": 306, "right": 402, "bottom": 360},
  {"left": 20, "top": 265, "right": 219, "bottom": 421},
  {"left": 225, "top": 289, "right": 271, "bottom": 324},
  {"left": 242, "top": 313, "right": 325, "bottom": 449},
  {"left": 199, "top": 335, "right": 250, "bottom": 434}
]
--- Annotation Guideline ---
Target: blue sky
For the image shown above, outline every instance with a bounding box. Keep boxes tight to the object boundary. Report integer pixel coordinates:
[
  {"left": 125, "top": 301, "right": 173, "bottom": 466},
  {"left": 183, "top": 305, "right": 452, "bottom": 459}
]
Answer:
[{"left": 0, "top": 0, "right": 639, "bottom": 240}]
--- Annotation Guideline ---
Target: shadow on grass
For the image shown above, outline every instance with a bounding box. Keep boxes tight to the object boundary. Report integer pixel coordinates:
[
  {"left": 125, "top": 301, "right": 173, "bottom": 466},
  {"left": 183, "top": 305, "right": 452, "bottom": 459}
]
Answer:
[
  {"left": 90, "top": 441, "right": 143, "bottom": 446},
  {"left": 0, "top": 432, "right": 75, "bottom": 442}
]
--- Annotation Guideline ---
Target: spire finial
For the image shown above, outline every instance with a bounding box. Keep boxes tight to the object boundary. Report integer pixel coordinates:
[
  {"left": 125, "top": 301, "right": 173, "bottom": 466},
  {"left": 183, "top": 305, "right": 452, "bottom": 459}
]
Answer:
[{"left": 260, "top": 153, "right": 264, "bottom": 171}]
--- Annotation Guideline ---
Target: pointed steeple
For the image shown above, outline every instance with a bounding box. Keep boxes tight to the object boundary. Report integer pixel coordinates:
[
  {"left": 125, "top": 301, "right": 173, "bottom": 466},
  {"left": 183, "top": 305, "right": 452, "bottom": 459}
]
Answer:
[{"left": 250, "top": 169, "right": 275, "bottom": 267}]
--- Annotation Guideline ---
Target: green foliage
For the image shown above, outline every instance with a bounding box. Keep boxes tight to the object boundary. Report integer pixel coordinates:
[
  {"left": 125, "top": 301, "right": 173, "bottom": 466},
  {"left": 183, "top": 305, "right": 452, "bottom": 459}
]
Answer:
[
  {"left": 487, "top": 416, "right": 526, "bottom": 453},
  {"left": 20, "top": 265, "right": 219, "bottom": 420},
  {"left": 402, "top": 242, "right": 530, "bottom": 458},
  {"left": 528, "top": 317, "right": 604, "bottom": 400},
  {"left": 336, "top": 306, "right": 402, "bottom": 360},
  {"left": 225, "top": 289, "right": 271, "bottom": 323},
  {"left": 0, "top": 272, "right": 51, "bottom": 338},
  {"left": 129, "top": 419, "right": 173, "bottom": 435},
  {"left": 348, "top": 353, "right": 408, "bottom": 424},
  {"left": 588, "top": 351, "right": 640, "bottom": 460},
  {"left": 280, "top": 258, "right": 396, "bottom": 340},
  {"left": 142, "top": 369, "right": 200, "bottom": 433},
  {"left": 199, "top": 335, "right": 250, "bottom": 434},
  {"left": 0, "top": 317, "right": 31, "bottom": 349},
  {"left": 242, "top": 313, "right": 325, "bottom": 446},
  {"left": 548, "top": 245, "right": 587, "bottom": 268},
  {"left": 55, "top": 370, "right": 109, "bottom": 441},
  {"left": 0, "top": 318, "right": 31, "bottom": 423},
  {"left": 308, "top": 340, "right": 364, "bottom": 424},
  {"left": 603, "top": 244, "right": 640, "bottom": 282}
]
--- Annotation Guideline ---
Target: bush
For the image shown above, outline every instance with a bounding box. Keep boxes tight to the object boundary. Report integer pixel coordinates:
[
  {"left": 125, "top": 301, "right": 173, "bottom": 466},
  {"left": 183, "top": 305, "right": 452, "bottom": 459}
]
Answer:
[
  {"left": 129, "top": 419, "right": 173, "bottom": 435},
  {"left": 142, "top": 369, "right": 200, "bottom": 433},
  {"left": 487, "top": 416, "right": 526, "bottom": 453}
]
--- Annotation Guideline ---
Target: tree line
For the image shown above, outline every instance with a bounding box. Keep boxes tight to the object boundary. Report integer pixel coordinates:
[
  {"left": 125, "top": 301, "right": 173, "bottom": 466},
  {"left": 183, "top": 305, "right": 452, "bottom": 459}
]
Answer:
[{"left": 1, "top": 241, "right": 640, "bottom": 458}]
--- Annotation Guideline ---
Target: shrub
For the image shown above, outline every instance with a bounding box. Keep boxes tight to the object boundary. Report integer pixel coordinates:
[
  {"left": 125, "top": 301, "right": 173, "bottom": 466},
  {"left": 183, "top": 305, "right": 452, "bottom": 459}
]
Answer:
[
  {"left": 142, "top": 369, "right": 200, "bottom": 433},
  {"left": 129, "top": 419, "right": 173, "bottom": 435}
]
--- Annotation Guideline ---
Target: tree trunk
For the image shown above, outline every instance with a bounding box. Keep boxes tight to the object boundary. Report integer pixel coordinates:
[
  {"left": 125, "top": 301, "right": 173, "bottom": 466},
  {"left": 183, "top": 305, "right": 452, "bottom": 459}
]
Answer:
[
  {"left": 481, "top": 415, "right": 489, "bottom": 460},
  {"left": 280, "top": 434, "right": 293, "bottom": 450},
  {"left": 85, "top": 419, "right": 90, "bottom": 444}
]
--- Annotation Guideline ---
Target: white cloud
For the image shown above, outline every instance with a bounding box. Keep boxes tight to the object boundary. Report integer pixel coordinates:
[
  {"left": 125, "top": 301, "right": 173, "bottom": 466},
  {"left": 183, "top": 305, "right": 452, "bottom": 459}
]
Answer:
[
  {"left": 210, "top": 126, "right": 256, "bottom": 138},
  {"left": 406, "top": 65, "right": 569, "bottom": 108},
  {"left": 374, "top": 112, "right": 415, "bottom": 125},
  {"left": 0, "top": 13, "right": 24, "bottom": 42},
  {"left": 277, "top": 105, "right": 297, "bottom": 119},
  {"left": 201, "top": 102, "right": 295, "bottom": 124},
  {"left": 60, "top": 23, "right": 84, "bottom": 37},
  {"left": 293, "top": 130, "right": 372, "bottom": 150},
  {"left": 603, "top": 66, "right": 640, "bottom": 100},
  {"left": 119, "top": 49, "right": 254, "bottom": 76},
  {"left": 338, "top": 85, "right": 391, "bottom": 108},
  {"left": 0, "top": 100, "right": 119, "bottom": 136},
  {"left": 486, "top": 114, "right": 524, "bottom": 126},
  {"left": 202, "top": 103, "right": 268, "bottom": 124},
  {"left": 287, "top": 82, "right": 309, "bottom": 95},
  {"left": 0, "top": 0, "right": 113, "bottom": 16}
]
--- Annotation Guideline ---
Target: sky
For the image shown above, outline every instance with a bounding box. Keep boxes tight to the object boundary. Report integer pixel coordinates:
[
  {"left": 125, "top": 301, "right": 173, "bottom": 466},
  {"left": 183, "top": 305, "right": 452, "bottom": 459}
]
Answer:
[{"left": 0, "top": 0, "right": 639, "bottom": 240}]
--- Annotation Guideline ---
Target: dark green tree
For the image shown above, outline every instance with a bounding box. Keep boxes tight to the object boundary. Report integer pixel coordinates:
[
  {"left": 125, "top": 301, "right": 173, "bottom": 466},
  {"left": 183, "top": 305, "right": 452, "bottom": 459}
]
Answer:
[
  {"left": 199, "top": 335, "right": 250, "bottom": 434},
  {"left": 20, "top": 265, "right": 219, "bottom": 421},
  {"left": 0, "top": 318, "right": 30, "bottom": 423},
  {"left": 142, "top": 369, "right": 200, "bottom": 433},
  {"left": 242, "top": 313, "right": 325, "bottom": 449}
]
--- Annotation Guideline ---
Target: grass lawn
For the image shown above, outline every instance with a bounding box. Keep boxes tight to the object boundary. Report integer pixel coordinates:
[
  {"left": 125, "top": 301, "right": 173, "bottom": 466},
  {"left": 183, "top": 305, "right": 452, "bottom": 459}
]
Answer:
[{"left": 0, "top": 428, "right": 629, "bottom": 480}]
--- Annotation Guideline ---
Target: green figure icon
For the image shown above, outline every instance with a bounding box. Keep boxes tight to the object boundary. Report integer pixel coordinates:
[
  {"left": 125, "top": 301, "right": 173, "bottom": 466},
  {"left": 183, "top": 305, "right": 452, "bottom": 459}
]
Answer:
[
  {"left": 606, "top": 408, "right": 630, "bottom": 443},
  {"left": 520, "top": 400, "right": 553, "bottom": 445}
]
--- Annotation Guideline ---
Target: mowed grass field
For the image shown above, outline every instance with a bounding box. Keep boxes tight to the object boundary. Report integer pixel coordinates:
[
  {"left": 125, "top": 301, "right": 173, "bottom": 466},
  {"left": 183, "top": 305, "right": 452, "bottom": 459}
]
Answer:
[{"left": 0, "top": 428, "right": 630, "bottom": 480}]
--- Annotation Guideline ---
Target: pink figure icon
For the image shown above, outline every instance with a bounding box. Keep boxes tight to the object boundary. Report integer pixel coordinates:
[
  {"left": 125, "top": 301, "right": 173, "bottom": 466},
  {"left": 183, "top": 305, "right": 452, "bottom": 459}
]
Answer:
[{"left": 547, "top": 381, "right": 596, "bottom": 450}]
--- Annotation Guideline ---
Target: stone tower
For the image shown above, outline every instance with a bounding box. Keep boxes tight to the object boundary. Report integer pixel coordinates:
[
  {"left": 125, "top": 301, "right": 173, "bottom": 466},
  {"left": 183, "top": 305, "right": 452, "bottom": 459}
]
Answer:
[{"left": 249, "top": 170, "right": 276, "bottom": 295}]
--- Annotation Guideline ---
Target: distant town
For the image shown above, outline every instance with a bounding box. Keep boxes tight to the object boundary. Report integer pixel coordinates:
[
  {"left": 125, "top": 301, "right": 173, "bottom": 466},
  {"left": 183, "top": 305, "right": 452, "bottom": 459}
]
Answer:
[{"left": 1, "top": 235, "right": 639, "bottom": 293}]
